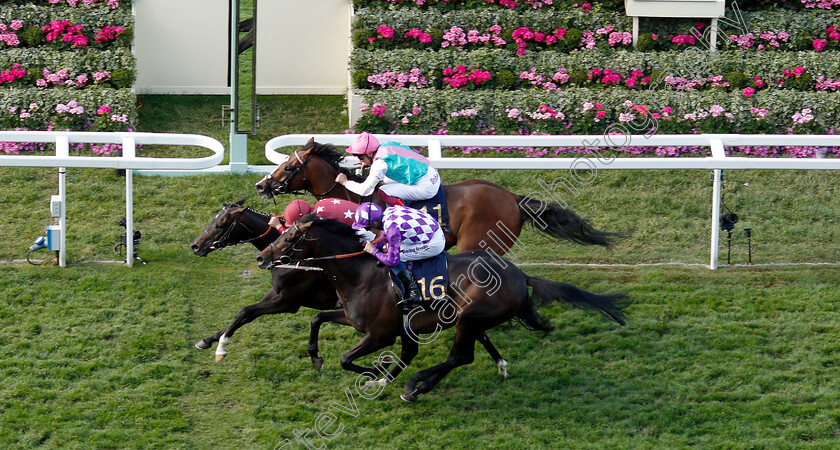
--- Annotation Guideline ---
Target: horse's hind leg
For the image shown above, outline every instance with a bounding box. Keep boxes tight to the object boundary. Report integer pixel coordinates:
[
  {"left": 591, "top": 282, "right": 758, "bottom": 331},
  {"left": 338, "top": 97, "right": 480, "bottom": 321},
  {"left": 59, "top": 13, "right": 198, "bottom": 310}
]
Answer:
[
  {"left": 401, "top": 326, "right": 479, "bottom": 402},
  {"left": 308, "top": 309, "right": 352, "bottom": 373},
  {"left": 477, "top": 332, "right": 508, "bottom": 379}
]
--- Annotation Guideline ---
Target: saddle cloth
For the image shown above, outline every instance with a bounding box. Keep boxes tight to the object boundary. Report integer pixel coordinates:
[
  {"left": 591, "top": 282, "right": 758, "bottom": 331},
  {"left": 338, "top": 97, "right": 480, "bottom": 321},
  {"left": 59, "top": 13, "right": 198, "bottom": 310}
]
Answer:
[
  {"left": 407, "top": 184, "right": 450, "bottom": 235},
  {"left": 388, "top": 252, "right": 449, "bottom": 303}
]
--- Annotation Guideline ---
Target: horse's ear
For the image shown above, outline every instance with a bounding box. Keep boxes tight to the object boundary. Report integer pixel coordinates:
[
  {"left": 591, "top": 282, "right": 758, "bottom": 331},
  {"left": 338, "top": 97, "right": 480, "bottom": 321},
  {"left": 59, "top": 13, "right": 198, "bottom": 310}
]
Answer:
[
  {"left": 297, "top": 220, "right": 314, "bottom": 231},
  {"left": 302, "top": 137, "right": 315, "bottom": 151},
  {"left": 234, "top": 198, "right": 246, "bottom": 207}
]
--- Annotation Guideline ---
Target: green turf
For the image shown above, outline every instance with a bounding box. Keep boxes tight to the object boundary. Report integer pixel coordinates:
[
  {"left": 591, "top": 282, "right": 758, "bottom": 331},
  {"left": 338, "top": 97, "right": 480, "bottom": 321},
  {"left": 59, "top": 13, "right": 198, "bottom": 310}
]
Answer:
[{"left": 1, "top": 95, "right": 840, "bottom": 449}]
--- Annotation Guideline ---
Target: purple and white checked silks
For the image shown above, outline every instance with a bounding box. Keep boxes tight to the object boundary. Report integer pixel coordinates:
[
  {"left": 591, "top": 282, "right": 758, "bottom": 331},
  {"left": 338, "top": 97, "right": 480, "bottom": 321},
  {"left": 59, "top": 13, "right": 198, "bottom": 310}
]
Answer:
[{"left": 384, "top": 206, "right": 440, "bottom": 245}]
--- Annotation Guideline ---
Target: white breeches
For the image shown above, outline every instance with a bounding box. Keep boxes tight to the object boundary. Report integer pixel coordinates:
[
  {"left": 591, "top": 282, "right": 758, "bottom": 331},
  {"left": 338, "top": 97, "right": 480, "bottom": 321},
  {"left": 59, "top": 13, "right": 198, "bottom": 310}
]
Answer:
[
  {"left": 380, "top": 167, "right": 441, "bottom": 201},
  {"left": 400, "top": 228, "right": 446, "bottom": 262}
]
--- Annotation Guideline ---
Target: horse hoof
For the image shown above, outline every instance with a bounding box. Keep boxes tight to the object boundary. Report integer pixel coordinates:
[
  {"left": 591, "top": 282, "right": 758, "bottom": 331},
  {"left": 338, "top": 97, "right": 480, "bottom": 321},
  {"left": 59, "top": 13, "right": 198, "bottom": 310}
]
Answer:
[
  {"left": 195, "top": 339, "right": 211, "bottom": 350},
  {"left": 312, "top": 357, "right": 324, "bottom": 374},
  {"left": 400, "top": 393, "right": 417, "bottom": 403},
  {"left": 498, "top": 359, "right": 509, "bottom": 379},
  {"left": 215, "top": 353, "right": 227, "bottom": 363},
  {"left": 364, "top": 378, "right": 389, "bottom": 389}
]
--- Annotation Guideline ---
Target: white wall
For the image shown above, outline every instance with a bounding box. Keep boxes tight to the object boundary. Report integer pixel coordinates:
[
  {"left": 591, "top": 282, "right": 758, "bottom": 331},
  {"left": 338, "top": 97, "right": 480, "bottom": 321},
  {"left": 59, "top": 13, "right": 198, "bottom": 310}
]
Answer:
[
  {"left": 133, "top": 0, "right": 351, "bottom": 95},
  {"left": 257, "top": 0, "right": 351, "bottom": 94},
  {"left": 133, "top": 0, "right": 230, "bottom": 94}
]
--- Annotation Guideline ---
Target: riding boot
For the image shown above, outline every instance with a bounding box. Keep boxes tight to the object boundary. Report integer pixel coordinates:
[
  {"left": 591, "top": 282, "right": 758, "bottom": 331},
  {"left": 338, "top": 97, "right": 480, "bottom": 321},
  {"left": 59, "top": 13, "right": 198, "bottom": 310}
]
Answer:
[{"left": 395, "top": 268, "right": 423, "bottom": 312}]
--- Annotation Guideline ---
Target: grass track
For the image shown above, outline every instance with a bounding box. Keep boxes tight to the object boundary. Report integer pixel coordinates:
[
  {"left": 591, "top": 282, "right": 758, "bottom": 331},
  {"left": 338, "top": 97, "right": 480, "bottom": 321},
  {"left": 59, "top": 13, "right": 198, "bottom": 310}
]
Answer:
[{"left": 2, "top": 95, "right": 840, "bottom": 448}]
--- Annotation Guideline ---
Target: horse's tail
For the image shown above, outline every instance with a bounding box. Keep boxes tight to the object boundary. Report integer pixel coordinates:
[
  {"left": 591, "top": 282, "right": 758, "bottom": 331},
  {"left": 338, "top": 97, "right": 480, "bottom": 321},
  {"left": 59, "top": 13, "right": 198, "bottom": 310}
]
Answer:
[
  {"left": 516, "top": 195, "right": 627, "bottom": 248},
  {"left": 524, "top": 276, "right": 628, "bottom": 326}
]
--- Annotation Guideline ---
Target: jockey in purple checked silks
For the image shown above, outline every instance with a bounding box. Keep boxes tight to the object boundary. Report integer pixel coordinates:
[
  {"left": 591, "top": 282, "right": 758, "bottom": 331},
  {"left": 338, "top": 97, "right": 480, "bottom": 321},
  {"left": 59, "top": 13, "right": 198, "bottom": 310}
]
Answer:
[{"left": 351, "top": 202, "right": 445, "bottom": 310}]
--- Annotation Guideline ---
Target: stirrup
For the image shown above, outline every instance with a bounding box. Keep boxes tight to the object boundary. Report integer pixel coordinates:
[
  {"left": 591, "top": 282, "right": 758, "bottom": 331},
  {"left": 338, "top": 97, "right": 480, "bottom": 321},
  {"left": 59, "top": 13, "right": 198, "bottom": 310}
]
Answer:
[{"left": 396, "top": 297, "right": 423, "bottom": 313}]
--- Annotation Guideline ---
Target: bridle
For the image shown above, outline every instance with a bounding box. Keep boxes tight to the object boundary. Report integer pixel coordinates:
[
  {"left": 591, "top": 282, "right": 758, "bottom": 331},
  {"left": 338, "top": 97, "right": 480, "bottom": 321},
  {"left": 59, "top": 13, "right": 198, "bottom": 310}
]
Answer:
[
  {"left": 260, "top": 150, "right": 358, "bottom": 201},
  {"left": 206, "top": 209, "right": 275, "bottom": 250},
  {"left": 263, "top": 222, "right": 381, "bottom": 270}
]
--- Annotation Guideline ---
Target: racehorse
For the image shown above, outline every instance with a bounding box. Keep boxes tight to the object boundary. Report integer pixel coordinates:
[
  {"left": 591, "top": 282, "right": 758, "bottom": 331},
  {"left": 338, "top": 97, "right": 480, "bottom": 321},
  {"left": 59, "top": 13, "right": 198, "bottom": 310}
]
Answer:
[
  {"left": 190, "top": 199, "right": 511, "bottom": 377},
  {"left": 254, "top": 138, "right": 623, "bottom": 256},
  {"left": 255, "top": 215, "right": 628, "bottom": 402}
]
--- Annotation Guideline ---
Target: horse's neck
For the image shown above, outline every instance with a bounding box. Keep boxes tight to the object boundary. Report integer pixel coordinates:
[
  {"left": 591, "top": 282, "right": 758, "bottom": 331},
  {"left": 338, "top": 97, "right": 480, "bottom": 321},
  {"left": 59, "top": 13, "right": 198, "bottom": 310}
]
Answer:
[
  {"left": 309, "top": 159, "right": 366, "bottom": 203},
  {"left": 241, "top": 210, "right": 276, "bottom": 251}
]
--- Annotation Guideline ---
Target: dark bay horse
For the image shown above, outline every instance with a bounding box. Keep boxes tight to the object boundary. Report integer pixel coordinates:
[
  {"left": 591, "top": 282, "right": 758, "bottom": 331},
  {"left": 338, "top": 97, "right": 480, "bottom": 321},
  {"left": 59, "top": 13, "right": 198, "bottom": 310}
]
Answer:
[
  {"left": 190, "top": 200, "right": 511, "bottom": 377},
  {"left": 254, "top": 138, "right": 622, "bottom": 255},
  {"left": 255, "top": 216, "right": 627, "bottom": 402}
]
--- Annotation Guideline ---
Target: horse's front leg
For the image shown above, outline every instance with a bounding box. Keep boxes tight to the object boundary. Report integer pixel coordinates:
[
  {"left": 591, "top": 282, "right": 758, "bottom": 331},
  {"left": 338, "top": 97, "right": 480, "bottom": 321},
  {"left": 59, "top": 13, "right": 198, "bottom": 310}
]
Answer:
[
  {"left": 338, "top": 333, "right": 397, "bottom": 376},
  {"left": 308, "top": 309, "right": 352, "bottom": 373},
  {"left": 364, "top": 331, "right": 419, "bottom": 390},
  {"left": 194, "top": 290, "right": 297, "bottom": 362}
]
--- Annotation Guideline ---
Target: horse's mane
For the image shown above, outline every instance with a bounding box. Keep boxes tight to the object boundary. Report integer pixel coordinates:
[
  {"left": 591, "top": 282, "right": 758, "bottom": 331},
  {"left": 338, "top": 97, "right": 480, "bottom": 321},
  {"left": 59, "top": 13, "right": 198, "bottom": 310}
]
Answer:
[
  {"left": 244, "top": 207, "right": 271, "bottom": 221},
  {"left": 300, "top": 214, "right": 363, "bottom": 251},
  {"left": 303, "top": 140, "right": 363, "bottom": 182},
  {"left": 225, "top": 201, "right": 271, "bottom": 221}
]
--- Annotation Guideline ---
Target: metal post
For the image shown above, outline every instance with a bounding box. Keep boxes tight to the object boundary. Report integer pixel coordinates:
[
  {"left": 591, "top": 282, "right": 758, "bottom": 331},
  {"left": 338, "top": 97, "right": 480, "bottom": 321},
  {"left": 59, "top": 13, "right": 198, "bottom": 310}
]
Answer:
[
  {"left": 56, "top": 135, "right": 68, "bottom": 268},
  {"left": 708, "top": 138, "right": 726, "bottom": 270},
  {"left": 710, "top": 18, "right": 718, "bottom": 52},
  {"left": 228, "top": 0, "right": 247, "bottom": 173},
  {"left": 710, "top": 169, "right": 722, "bottom": 269},
  {"left": 123, "top": 137, "right": 135, "bottom": 268},
  {"left": 632, "top": 16, "right": 639, "bottom": 48}
]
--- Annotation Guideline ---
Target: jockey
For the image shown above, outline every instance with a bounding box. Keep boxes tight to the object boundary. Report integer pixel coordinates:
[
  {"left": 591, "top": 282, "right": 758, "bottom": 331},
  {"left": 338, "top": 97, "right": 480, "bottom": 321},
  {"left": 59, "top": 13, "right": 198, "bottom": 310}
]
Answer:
[
  {"left": 335, "top": 132, "right": 441, "bottom": 204},
  {"left": 269, "top": 198, "right": 359, "bottom": 233},
  {"left": 351, "top": 202, "right": 445, "bottom": 310}
]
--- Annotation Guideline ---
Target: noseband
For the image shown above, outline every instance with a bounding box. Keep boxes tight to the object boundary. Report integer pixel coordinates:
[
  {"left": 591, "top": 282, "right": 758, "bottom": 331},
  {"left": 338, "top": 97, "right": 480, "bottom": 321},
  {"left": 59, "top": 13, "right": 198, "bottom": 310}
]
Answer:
[{"left": 261, "top": 150, "right": 311, "bottom": 196}]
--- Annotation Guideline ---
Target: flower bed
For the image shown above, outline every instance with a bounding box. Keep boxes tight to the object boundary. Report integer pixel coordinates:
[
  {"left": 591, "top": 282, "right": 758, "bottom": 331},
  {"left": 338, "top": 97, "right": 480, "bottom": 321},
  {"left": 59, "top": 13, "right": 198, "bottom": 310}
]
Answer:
[
  {"left": 350, "top": 2, "right": 840, "bottom": 157},
  {"left": 0, "top": 1, "right": 134, "bottom": 154}
]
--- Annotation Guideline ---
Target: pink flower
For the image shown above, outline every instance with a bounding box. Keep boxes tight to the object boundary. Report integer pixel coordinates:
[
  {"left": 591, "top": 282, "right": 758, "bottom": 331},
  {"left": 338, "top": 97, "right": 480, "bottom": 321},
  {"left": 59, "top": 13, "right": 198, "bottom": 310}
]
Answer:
[
  {"left": 793, "top": 66, "right": 805, "bottom": 76},
  {"left": 580, "top": 3, "right": 592, "bottom": 10},
  {"left": 376, "top": 26, "right": 394, "bottom": 39},
  {"left": 742, "top": 87, "right": 755, "bottom": 97},
  {"left": 813, "top": 38, "right": 828, "bottom": 51},
  {"left": 97, "top": 105, "right": 112, "bottom": 115}
]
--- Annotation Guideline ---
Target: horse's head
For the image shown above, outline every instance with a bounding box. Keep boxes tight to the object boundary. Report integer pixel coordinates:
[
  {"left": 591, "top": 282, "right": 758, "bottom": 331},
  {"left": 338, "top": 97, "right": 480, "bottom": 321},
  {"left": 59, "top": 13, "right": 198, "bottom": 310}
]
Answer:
[
  {"left": 191, "top": 199, "right": 250, "bottom": 256},
  {"left": 255, "top": 216, "right": 316, "bottom": 269},
  {"left": 255, "top": 215, "right": 363, "bottom": 270},
  {"left": 255, "top": 138, "right": 318, "bottom": 199}
]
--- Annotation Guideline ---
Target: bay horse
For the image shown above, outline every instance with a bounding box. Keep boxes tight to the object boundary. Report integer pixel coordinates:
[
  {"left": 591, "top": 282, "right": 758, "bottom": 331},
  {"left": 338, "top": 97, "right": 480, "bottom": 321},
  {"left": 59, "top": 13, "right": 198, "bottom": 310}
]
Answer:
[
  {"left": 190, "top": 199, "right": 511, "bottom": 377},
  {"left": 254, "top": 138, "right": 622, "bottom": 255},
  {"left": 255, "top": 216, "right": 627, "bottom": 402}
]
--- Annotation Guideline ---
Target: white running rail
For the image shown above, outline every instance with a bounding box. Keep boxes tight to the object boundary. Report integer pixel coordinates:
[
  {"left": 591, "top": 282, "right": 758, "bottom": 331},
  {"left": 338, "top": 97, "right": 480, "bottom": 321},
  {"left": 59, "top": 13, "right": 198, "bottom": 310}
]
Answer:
[
  {"left": 1, "top": 131, "right": 225, "bottom": 267},
  {"left": 266, "top": 133, "right": 840, "bottom": 269}
]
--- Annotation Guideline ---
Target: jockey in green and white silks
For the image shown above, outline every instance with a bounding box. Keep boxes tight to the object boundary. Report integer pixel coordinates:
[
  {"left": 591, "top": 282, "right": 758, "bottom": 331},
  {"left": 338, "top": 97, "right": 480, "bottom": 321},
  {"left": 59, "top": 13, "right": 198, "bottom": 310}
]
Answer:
[{"left": 336, "top": 132, "right": 441, "bottom": 202}]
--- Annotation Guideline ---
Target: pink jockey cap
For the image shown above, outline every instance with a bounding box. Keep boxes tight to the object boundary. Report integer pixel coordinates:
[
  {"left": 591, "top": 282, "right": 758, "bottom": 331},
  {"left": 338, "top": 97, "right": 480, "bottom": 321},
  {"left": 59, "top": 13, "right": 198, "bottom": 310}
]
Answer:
[
  {"left": 284, "top": 200, "right": 313, "bottom": 225},
  {"left": 346, "top": 132, "right": 380, "bottom": 155}
]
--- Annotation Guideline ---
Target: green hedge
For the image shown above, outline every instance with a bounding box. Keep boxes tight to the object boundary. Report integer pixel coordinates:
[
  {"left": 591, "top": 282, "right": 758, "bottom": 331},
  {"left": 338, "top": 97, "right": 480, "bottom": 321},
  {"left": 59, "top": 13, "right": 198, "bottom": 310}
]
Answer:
[
  {"left": 352, "top": 87, "right": 839, "bottom": 133},
  {"left": 0, "top": 47, "right": 135, "bottom": 75},
  {"left": 0, "top": 1, "right": 136, "bottom": 146},
  {"left": 351, "top": 49, "right": 840, "bottom": 91}
]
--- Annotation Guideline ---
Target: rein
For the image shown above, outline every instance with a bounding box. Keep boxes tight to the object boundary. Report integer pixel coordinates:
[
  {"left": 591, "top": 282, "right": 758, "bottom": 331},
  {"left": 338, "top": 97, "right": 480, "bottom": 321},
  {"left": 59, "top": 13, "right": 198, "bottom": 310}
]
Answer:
[
  {"left": 209, "top": 210, "right": 276, "bottom": 249},
  {"left": 266, "top": 233, "right": 384, "bottom": 270}
]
